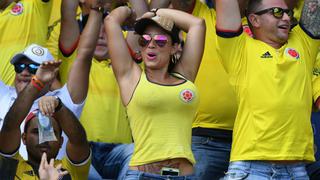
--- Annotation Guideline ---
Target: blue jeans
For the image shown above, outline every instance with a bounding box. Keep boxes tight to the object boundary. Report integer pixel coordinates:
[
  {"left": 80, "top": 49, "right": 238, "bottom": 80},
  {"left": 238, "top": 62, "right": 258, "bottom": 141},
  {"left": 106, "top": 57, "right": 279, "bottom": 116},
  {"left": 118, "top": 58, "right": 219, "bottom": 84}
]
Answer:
[
  {"left": 90, "top": 142, "right": 134, "bottom": 180},
  {"left": 191, "top": 135, "right": 231, "bottom": 180},
  {"left": 125, "top": 170, "right": 195, "bottom": 180},
  {"left": 223, "top": 161, "right": 309, "bottom": 180}
]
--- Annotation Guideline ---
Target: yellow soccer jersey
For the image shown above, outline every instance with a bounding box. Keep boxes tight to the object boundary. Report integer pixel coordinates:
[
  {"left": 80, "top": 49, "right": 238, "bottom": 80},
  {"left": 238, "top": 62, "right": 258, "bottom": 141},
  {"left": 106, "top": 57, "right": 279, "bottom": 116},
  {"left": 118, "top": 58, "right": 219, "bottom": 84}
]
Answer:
[
  {"left": 0, "top": 0, "right": 52, "bottom": 85},
  {"left": 127, "top": 72, "right": 199, "bottom": 166},
  {"left": 216, "top": 25, "right": 320, "bottom": 161},
  {"left": 80, "top": 59, "right": 132, "bottom": 143},
  {"left": 59, "top": 50, "right": 132, "bottom": 143},
  {"left": 1, "top": 153, "right": 90, "bottom": 180},
  {"left": 191, "top": 0, "right": 237, "bottom": 130}
]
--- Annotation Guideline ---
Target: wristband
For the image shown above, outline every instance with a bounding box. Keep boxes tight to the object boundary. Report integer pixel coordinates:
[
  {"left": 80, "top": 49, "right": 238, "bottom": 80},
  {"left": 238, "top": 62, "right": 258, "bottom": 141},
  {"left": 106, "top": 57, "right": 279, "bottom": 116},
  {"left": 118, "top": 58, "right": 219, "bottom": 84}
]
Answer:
[
  {"left": 31, "top": 76, "right": 44, "bottom": 91},
  {"left": 54, "top": 96, "right": 63, "bottom": 112}
]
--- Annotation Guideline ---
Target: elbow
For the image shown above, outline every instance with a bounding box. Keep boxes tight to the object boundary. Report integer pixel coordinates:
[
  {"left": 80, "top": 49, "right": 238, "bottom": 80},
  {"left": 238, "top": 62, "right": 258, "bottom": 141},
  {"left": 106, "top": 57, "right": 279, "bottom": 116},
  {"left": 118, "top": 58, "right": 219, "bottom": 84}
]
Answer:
[{"left": 194, "top": 18, "right": 206, "bottom": 31}]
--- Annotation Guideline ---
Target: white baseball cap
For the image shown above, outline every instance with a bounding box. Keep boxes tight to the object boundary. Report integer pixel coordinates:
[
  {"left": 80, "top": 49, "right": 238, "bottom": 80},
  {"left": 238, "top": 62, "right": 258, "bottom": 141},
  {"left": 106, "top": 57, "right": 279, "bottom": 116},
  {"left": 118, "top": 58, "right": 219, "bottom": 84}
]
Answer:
[{"left": 10, "top": 44, "right": 54, "bottom": 65}]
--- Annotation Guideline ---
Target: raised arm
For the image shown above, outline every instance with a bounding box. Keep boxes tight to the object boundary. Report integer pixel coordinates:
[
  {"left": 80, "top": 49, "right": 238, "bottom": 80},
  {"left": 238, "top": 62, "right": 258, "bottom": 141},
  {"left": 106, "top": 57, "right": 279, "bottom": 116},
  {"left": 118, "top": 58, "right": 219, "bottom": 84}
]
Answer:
[
  {"left": 155, "top": 8, "right": 205, "bottom": 82},
  {"left": 59, "top": 0, "right": 80, "bottom": 55},
  {"left": 39, "top": 96, "right": 90, "bottom": 163},
  {"left": 216, "top": 0, "right": 242, "bottom": 31},
  {"left": 0, "top": 61, "right": 61, "bottom": 154},
  {"left": 126, "top": 0, "right": 149, "bottom": 60},
  {"left": 66, "top": 2, "right": 102, "bottom": 104},
  {"left": 104, "top": 6, "right": 141, "bottom": 105},
  {"left": 300, "top": 0, "right": 320, "bottom": 38}
]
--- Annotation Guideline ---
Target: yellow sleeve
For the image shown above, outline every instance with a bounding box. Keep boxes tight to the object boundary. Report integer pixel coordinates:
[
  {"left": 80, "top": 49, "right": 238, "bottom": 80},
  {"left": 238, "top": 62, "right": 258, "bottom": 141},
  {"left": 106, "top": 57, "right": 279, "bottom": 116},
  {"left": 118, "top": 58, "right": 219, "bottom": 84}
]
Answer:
[
  {"left": 61, "top": 155, "right": 91, "bottom": 180},
  {"left": 216, "top": 30, "right": 247, "bottom": 78}
]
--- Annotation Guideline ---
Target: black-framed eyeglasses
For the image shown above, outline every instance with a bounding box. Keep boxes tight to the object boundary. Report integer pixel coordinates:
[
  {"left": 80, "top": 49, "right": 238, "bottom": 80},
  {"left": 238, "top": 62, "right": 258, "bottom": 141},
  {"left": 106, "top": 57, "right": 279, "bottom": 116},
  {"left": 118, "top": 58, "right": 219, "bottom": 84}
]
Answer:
[
  {"left": 14, "top": 63, "right": 39, "bottom": 74},
  {"left": 254, "top": 7, "right": 294, "bottom": 19}
]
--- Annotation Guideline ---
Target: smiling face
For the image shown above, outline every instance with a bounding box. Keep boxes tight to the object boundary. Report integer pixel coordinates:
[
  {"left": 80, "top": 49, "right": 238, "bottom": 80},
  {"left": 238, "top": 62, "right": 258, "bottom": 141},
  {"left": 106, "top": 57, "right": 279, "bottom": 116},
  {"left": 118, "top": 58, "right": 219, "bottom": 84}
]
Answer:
[
  {"left": 249, "top": 0, "right": 291, "bottom": 47},
  {"left": 140, "top": 26, "right": 178, "bottom": 71},
  {"left": 22, "top": 117, "right": 62, "bottom": 164}
]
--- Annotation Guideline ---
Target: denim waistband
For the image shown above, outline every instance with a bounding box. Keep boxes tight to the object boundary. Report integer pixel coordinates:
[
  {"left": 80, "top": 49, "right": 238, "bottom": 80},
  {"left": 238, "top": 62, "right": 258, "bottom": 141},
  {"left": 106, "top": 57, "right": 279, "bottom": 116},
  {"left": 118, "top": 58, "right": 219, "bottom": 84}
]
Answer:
[
  {"left": 126, "top": 169, "right": 193, "bottom": 180},
  {"left": 229, "top": 161, "right": 306, "bottom": 173}
]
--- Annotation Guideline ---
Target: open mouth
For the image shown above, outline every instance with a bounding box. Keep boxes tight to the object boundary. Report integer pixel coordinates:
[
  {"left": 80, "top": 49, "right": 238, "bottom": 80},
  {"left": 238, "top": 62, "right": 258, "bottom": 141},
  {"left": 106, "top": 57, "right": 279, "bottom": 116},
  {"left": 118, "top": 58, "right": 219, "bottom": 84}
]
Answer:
[
  {"left": 278, "top": 24, "right": 289, "bottom": 30},
  {"left": 147, "top": 53, "right": 157, "bottom": 60}
]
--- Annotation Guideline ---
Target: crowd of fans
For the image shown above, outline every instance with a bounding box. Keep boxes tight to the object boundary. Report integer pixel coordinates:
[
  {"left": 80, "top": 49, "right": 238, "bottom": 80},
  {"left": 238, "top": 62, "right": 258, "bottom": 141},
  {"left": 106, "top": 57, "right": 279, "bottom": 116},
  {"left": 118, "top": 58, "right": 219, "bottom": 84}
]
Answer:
[{"left": 0, "top": 0, "right": 320, "bottom": 179}]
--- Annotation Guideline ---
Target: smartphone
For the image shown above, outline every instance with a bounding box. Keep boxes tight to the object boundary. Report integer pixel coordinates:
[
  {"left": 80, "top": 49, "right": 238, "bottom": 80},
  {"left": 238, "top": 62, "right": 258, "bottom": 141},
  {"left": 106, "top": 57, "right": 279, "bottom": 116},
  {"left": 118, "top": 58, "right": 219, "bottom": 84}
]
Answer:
[{"left": 161, "top": 167, "right": 180, "bottom": 176}]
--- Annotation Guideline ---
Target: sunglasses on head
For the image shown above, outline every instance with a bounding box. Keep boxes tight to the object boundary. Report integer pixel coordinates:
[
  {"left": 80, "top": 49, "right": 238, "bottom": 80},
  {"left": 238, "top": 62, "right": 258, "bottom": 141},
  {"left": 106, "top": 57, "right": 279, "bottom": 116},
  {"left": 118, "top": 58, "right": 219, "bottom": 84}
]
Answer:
[
  {"left": 138, "top": 34, "right": 168, "bottom": 48},
  {"left": 14, "top": 63, "right": 39, "bottom": 74},
  {"left": 254, "top": 7, "right": 294, "bottom": 19}
]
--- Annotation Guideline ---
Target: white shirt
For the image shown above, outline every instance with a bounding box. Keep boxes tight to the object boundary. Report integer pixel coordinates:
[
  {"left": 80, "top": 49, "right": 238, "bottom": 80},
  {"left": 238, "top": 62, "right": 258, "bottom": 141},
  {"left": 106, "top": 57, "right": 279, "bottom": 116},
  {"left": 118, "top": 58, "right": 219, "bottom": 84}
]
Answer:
[{"left": 0, "top": 81, "right": 85, "bottom": 160}]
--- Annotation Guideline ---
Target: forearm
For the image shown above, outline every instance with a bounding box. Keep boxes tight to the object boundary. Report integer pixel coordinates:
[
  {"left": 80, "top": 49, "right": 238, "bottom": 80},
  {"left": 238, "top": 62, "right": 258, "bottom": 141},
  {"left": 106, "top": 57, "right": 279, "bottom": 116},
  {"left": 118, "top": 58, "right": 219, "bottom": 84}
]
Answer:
[
  {"left": 59, "top": 0, "right": 80, "bottom": 52},
  {"left": 67, "top": 9, "right": 102, "bottom": 104},
  {"left": 54, "top": 105, "right": 89, "bottom": 162},
  {"left": 216, "top": 0, "right": 241, "bottom": 31},
  {"left": 77, "top": 9, "right": 101, "bottom": 61},
  {"left": 300, "top": 0, "right": 320, "bottom": 38},
  {"left": 129, "top": 0, "right": 148, "bottom": 17},
  {"left": 0, "top": 83, "right": 39, "bottom": 153},
  {"left": 156, "top": 8, "right": 203, "bottom": 32}
]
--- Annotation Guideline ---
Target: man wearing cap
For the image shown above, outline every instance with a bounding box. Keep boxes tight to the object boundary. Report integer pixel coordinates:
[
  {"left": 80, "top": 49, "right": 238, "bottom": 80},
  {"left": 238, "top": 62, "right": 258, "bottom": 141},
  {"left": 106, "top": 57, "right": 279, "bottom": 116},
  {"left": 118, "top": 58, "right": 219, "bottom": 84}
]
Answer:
[
  {"left": 0, "top": 5, "right": 101, "bottom": 160},
  {"left": 0, "top": 60, "right": 90, "bottom": 179}
]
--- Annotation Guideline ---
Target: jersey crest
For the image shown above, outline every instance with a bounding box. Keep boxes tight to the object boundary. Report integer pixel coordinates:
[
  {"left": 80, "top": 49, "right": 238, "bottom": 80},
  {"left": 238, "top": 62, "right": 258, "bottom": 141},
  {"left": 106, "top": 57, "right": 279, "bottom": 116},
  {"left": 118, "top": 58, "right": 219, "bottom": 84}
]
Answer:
[
  {"left": 10, "top": 3, "right": 24, "bottom": 16},
  {"left": 180, "top": 89, "right": 195, "bottom": 103},
  {"left": 285, "top": 48, "right": 300, "bottom": 60}
]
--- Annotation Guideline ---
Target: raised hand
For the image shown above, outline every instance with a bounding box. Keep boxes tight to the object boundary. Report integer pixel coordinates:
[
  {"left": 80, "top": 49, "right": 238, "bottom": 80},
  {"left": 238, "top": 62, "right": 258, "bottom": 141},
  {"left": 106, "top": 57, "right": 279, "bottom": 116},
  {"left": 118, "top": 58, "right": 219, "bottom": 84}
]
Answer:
[
  {"left": 38, "top": 96, "right": 59, "bottom": 116},
  {"left": 35, "top": 60, "right": 62, "bottom": 85},
  {"left": 39, "top": 153, "right": 68, "bottom": 180}
]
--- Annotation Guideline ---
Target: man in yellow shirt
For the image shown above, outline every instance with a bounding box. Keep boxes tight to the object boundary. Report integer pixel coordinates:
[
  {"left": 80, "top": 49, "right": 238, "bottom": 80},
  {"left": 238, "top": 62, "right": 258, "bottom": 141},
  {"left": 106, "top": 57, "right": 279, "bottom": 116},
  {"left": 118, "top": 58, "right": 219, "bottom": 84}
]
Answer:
[
  {"left": 0, "top": 61, "right": 90, "bottom": 180},
  {"left": 216, "top": 0, "right": 320, "bottom": 178},
  {"left": 0, "top": 0, "right": 52, "bottom": 85}
]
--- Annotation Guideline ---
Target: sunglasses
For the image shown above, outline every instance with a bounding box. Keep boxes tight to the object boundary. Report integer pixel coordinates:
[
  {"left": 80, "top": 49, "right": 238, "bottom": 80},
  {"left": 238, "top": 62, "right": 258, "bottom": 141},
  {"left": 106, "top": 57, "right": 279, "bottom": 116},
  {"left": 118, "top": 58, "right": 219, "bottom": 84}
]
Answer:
[
  {"left": 254, "top": 7, "right": 294, "bottom": 19},
  {"left": 138, "top": 34, "right": 168, "bottom": 48},
  {"left": 14, "top": 63, "right": 39, "bottom": 74}
]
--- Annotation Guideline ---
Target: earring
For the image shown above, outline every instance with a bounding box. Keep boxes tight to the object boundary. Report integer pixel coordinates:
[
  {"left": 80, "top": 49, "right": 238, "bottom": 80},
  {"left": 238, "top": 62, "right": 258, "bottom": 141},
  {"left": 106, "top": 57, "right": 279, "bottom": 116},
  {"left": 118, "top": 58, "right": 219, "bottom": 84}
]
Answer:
[{"left": 171, "top": 54, "right": 179, "bottom": 64}]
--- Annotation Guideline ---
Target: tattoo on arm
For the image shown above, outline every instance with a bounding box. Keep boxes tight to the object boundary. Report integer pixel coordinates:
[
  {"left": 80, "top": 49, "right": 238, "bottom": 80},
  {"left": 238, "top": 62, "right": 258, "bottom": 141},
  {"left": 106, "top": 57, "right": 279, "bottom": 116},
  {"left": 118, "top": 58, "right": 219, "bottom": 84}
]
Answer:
[{"left": 300, "top": 0, "right": 320, "bottom": 37}]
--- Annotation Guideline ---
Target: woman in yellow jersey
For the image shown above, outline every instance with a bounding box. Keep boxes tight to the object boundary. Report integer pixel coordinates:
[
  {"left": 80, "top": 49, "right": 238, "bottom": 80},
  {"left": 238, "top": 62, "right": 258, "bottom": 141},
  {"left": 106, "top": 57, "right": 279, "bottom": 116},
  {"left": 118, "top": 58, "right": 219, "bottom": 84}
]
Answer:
[{"left": 104, "top": 6, "right": 205, "bottom": 180}]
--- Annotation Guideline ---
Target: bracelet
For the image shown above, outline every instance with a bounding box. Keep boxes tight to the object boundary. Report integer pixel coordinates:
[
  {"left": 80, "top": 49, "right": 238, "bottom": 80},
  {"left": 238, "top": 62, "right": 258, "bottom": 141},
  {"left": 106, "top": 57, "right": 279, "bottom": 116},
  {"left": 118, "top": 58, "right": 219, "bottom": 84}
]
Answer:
[
  {"left": 31, "top": 76, "right": 44, "bottom": 91},
  {"left": 150, "top": 8, "right": 159, "bottom": 16},
  {"left": 54, "top": 96, "right": 63, "bottom": 112},
  {"left": 91, "top": 6, "right": 105, "bottom": 13}
]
